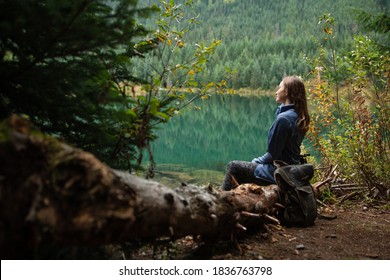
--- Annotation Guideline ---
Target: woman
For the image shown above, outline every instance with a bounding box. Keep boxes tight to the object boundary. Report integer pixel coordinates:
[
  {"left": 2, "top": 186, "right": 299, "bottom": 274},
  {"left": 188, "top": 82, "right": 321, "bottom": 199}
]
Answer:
[{"left": 222, "top": 75, "right": 310, "bottom": 190}]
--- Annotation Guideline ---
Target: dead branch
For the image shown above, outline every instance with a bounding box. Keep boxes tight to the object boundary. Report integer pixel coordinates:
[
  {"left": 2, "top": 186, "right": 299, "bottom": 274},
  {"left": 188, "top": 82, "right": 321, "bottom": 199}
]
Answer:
[
  {"left": 331, "top": 183, "right": 361, "bottom": 188},
  {"left": 312, "top": 177, "right": 333, "bottom": 197},
  {"left": 0, "top": 115, "right": 282, "bottom": 258},
  {"left": 316, "top": 199, "right": 330, "bottom": 208},
  {"left": 336, "top": 191, "right": 359, "bottom": 205},
  {"left": 262, "top": 214, "right": 280, "bottom": 225}
]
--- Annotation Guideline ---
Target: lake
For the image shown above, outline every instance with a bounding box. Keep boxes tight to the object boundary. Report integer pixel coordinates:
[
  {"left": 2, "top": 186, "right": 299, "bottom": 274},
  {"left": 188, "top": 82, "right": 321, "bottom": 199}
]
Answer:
[{"left": 149, "top": 93, "right": 278, "bottom": 188}]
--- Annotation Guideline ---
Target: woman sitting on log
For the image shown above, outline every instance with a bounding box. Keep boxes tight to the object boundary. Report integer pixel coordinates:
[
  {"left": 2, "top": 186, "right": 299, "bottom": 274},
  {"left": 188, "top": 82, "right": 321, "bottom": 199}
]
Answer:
[{"left": 222, "top": 75, "right": 310, "bottom": 190}]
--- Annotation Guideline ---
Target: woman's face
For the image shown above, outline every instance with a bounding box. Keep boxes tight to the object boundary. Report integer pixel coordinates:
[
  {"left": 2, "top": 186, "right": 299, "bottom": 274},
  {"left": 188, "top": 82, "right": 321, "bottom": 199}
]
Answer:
[{"left": 275, "top": 81, "right": 288, "bottom": 104}]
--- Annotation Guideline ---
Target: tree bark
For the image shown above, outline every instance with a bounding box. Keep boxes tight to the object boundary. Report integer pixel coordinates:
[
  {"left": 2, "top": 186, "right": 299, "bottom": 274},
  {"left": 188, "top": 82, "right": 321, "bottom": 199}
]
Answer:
[{"left": 0, "top": 115, "right": 280, "bottom": 258}]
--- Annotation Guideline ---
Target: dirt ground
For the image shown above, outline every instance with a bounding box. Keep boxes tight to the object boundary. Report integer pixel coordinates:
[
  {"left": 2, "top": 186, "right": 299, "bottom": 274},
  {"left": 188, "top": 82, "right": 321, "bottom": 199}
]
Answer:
[{"left": 129, "top": 204, "right": 390, "bottom": 260}]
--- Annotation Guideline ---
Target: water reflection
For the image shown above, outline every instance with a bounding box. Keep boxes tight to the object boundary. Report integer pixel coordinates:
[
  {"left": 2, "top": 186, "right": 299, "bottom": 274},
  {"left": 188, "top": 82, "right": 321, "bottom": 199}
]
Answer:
[{"left": 151, "top": 94, "right": 277, "bottom": 187}]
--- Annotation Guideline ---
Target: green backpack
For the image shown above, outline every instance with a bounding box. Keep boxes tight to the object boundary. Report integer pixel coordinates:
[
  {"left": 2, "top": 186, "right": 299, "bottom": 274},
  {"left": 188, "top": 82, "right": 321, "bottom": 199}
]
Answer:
[{"left": 274, "top": 163, "right": 317, "bottom": 227}]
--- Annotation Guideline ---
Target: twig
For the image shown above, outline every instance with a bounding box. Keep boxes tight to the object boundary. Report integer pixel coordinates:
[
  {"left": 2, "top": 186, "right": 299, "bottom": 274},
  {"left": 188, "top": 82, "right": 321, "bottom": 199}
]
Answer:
[
  {"left": 336, "top": 191, "right": 358, "bottom": 205},
  {"left": 321, "top": 164, "right": 338, "bottom": 181},
  {"left": 262, "top": 214, "right": 280, "bottom": 225},
  {"left": 240, "top": 211, "right": 281, "bottom": 225},
  {"left": 313, "top": 165, "right": 338, "bottom": 197},
  {"left": 240, "top": 211, "right": 260, "bottom": 218},
  {"left": 235, "top": 223, "right": 247, "bottom": 231},
  {"left": 331, "top": 183, "right": 360, "bottom": 188},
  {"left": 316, "top": 199, "right": 329, "bottom": 208},
  {"left": 274, "top": 203, "right": 285, "bottom": 209},
  {"left": 329, "top": 164, "right": 339, "bottom": 177},
  {"left": 332, "top": 187, "right": 365, "bottom": 191},
  {"left": 312, "top": 177, "right": 333, "bottom": 197},
  {"left": 312, "top": 177, "right": 333, "bottom": 189}
]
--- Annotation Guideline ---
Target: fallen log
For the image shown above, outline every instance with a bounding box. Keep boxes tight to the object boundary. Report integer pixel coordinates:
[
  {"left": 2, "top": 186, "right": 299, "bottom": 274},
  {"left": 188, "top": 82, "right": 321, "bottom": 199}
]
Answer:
[{"left": 0, "top": 115, "right": 280, "bottom": 259}]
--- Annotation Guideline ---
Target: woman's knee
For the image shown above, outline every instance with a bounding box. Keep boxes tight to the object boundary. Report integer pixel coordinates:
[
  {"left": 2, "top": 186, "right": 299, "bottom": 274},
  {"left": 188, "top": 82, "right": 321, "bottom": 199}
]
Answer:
[{"left": 226, "top": 160, "right": 240, "bottom": 170}]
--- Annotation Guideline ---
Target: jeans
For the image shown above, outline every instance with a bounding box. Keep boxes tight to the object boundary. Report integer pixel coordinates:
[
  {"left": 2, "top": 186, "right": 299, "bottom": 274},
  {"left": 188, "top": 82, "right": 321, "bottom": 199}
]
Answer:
[{"left": 222, "top": 160, "right": 271, "bottom": 191}]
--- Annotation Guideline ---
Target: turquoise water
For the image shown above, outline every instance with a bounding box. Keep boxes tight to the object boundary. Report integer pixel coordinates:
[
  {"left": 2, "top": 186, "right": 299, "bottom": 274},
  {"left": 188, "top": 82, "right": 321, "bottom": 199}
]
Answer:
[{"left": 150, "top": 93, "right": 278, "bottom": 187}]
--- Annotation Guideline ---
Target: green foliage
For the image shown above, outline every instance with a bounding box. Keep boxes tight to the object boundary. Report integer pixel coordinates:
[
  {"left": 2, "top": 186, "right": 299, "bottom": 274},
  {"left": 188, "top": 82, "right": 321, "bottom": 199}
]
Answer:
[
  {"left": 0, "top": 0, "right": 160, "bottom": 171},
  {"left": 320, "top": 186, "right": 338, "bottom": 204},
  {"left": 134, "top": 0, "right": 222, "bottom": 98},
  {"left": 0, "top": 0, "right": 222, "bottom": 174},
  {"left": 307, "top": 13, "right": 390, "bottom": 199},
  {"left": 127, "top": 0, "right": 223, "bottom": 176},
  {"left": 354, "top": 9, "right": 390, "bottom": 49}
]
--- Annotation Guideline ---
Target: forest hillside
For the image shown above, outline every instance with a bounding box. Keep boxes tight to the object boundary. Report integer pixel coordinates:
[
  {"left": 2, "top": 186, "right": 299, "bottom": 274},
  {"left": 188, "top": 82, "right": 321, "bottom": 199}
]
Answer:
[{"left": 135, "top": 0, "right": 389, "bottom": 89}]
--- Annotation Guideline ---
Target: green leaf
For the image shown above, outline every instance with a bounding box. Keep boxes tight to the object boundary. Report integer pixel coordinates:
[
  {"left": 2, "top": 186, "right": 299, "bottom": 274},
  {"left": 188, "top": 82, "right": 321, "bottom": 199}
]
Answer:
[
  {"left": 149, "top": 98, "right": 160, "bottom": 115},
  {"left": 126, "top": 109, "right": 137, "bottom": 118},
  {"left": 155, "top": 112, "right": 170, "bottom": 122}
]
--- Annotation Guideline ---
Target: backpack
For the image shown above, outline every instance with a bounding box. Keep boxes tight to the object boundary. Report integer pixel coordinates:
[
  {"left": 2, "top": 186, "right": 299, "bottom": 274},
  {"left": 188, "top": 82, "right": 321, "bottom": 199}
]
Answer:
[{"left": 274, "top": 162, "right": 317, "bottom": 227}]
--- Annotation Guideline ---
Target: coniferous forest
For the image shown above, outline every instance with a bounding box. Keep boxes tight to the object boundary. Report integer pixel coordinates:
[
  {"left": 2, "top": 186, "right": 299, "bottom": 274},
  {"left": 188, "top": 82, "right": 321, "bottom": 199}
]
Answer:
[{"left": 135, "top": 0, "right": 389, "bottom": 89}]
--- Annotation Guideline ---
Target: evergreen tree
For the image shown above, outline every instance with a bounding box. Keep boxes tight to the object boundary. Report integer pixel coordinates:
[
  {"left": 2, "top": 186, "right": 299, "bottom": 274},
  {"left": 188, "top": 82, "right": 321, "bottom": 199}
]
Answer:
[
  {"left": 355, "top": 9, "right": 390, "bottom": 49},
  {"left": 0, "top": 0, "right": 157, "bottom": 170},
  {"left": 0, "top": 0, "right": 223, "bottom": 173},
  {"left": 173, "top": 0, "right": 389, "bottom": 89}
]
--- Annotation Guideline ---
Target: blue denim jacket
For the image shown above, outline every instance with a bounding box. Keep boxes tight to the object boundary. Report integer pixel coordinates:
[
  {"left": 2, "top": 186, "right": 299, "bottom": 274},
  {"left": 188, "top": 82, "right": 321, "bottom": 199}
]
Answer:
[{"left": 252, "top": 104, "right": 305, "bottom": 183}]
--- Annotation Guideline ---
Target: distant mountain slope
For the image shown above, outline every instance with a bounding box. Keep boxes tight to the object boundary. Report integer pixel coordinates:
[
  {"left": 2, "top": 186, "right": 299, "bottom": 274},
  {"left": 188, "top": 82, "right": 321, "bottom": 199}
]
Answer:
[{"left": 136, "top": 0, "right": 389, "bottom": 89}]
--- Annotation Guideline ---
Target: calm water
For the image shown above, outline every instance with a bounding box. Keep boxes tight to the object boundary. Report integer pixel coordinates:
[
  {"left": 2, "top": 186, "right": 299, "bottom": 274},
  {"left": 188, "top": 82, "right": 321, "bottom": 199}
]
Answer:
[{"left": 150, "top": 93, "right": 277, "bottom": 187}]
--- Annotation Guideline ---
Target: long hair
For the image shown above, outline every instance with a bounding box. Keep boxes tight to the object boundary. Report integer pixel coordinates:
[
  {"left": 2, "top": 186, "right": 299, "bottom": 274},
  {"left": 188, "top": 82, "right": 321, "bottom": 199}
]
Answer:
[{"left": 283, "top": 76, "right": 310, "bottom": 132}]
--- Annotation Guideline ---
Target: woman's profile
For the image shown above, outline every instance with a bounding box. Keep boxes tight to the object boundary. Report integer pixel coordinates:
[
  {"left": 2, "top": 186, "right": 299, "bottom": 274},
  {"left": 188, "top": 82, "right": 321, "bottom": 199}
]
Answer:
[{"left": 222, "top": 75, "right": 310, "bottom": 190}]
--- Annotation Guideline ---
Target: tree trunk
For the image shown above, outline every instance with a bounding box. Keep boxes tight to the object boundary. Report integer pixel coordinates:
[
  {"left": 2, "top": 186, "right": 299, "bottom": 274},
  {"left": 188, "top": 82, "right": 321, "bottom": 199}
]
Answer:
[{"left": 0, "top": 115, "right": 280, "bottom": 258}]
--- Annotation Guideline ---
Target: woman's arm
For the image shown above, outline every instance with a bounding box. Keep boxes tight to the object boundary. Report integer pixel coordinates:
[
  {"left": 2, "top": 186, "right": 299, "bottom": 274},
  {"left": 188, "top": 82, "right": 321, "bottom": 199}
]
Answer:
[
  {"left": 252, "top": 117, "right": 291, "bottom": 164},
  {"left": 252, "top": 152, "right": 273, "bottom": 164}
]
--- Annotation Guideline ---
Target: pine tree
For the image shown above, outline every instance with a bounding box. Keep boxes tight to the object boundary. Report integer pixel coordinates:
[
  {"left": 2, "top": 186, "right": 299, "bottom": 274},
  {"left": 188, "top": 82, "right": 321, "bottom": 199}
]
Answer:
[{"left": 0, "top": 0, "right": 157, "bottom": 169}]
